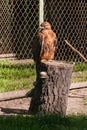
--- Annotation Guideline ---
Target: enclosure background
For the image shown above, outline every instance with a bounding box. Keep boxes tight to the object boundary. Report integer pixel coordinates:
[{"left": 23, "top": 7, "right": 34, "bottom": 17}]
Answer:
[{"left": 0, "top": 0, "right": 87, "bottom": 91}]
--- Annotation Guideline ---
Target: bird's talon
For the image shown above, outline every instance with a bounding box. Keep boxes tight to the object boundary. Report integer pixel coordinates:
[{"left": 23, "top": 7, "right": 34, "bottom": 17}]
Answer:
[{"left": 41, "top": 59, "right": 47, "bottom": 62}]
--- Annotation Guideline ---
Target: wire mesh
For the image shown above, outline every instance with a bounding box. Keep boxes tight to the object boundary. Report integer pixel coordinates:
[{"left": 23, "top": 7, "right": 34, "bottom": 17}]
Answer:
[
  {"left": 0, "top": 0, "right": 39, "bottom": 59},
  {"left": 44, "top": 0, "right": 87, "bottom": 62},
  {"left": 0, "top": 0, "right": 87, "bottom": 92}
]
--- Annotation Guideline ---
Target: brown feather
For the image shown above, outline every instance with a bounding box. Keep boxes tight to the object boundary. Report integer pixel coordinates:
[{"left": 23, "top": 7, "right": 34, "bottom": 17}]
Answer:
[{"left": 32, "top": 22, "right": 57, "bottom": 62}]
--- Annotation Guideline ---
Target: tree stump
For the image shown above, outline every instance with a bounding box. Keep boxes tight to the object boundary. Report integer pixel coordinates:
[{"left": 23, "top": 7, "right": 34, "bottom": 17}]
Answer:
[{"left": 29, "top": 61, "right": 73, "bottom": 115}]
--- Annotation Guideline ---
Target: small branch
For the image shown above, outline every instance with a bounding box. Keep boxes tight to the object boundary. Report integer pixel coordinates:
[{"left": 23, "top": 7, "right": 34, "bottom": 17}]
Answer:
[{"left": 64, "top": 40, "right": 87, "bottom": 63}]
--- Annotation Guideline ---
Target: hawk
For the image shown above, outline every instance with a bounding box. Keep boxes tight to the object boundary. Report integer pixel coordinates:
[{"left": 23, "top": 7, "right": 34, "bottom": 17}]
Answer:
[{"left": 32, "top": 22, "right": 57, "bottom": 63}]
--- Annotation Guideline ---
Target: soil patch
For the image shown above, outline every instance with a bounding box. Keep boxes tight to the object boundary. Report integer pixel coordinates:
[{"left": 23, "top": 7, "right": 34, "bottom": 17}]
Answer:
[{"left": 0, "top": 88, "right": 87, "bottom": 115}]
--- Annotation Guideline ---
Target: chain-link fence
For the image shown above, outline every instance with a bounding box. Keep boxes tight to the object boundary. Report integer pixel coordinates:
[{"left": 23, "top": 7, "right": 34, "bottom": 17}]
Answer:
[
  {"left": 44, "top": 0, "right": 87, "bottom": 62},
  {"left": 0, "top": 0, "right": 87, "bottom": 92},
  {"left": 0, "top": 0, "right": 39, "bottom": 59}
]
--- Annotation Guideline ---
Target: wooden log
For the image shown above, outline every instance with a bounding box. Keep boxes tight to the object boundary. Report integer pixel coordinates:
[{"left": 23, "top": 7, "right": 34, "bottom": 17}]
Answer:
[{"left": 29, "top": 61, "right": 73, "bottom": 115}]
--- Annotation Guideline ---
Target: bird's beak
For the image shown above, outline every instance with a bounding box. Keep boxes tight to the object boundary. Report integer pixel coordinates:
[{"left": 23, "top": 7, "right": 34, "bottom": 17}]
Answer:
[{"left": 39, "top": 26, "right": 44, "bottom": 29}]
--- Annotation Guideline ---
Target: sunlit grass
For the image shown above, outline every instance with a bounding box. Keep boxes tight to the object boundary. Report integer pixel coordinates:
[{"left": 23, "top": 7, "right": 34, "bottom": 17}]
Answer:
[
  {"left": 84, "top": 98, "right": 87, "bottom": 105},
  {"left": 0, "top": 60, "right": 86, "bottom": 92},
  {"left": 73, "top": 63, "right": 87, "bottom": 72},
  {"left": 72, "top": 70, "right": 87, "bottom": 82},
  {"left": 0, "top": 60, "right": 36, "bottom": 92},
  {"left": 72, "top": 63, "right": 87, "bottom": 82}
]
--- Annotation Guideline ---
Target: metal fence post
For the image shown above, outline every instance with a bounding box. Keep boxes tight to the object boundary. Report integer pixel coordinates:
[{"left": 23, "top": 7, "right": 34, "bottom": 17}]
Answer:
[{"left": 39, "top": 0, "right": 44, "bottom": 25}]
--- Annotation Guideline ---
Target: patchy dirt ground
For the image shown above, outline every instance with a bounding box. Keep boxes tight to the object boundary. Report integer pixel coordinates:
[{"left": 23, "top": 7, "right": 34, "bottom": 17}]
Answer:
[
  {"left": 0, "top": 88, "right": 87, "bottom": 116},
  {"left": 67, "top": 88, "right": 87, "bottom": 115}
]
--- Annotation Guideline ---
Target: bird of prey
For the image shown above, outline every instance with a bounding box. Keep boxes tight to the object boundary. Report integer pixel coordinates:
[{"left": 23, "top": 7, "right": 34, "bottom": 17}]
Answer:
[{"left": 32, "top": 21, "right": 57, "bottom": 63}]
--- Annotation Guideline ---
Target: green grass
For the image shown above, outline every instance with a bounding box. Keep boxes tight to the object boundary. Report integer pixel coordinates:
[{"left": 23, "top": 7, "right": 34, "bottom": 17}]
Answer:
[
  {"left": 73, "top": 63, "right": 87, "bottom": 72},
  {"left": 0, "top": 60, "right": 86, "bottom": 92},
  {"left": 72, "top": 63, "right": 87, "bottom": 82},
  {"left": 84, "top": 98, "right": 87, "bottom": 105},
  {"left": 72, "top": 70, "right": 87, "bottom": 82},
  {"left": 0, "top": 60, "right": 36, "bottom": 92},
  {"left": 0, "top": 114, "right": 87, "bottom": 130}
]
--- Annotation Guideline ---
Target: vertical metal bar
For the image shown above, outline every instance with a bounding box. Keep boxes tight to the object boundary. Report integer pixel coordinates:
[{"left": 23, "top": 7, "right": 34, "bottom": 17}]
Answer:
[{"left": 39, "top": 0, "right": 44, "bottom": 25}]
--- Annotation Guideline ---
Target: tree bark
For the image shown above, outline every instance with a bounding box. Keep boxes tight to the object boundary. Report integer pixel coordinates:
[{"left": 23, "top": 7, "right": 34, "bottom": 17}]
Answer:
[{"left": 29, "top": 61, "right": 73, "bottom": 115}]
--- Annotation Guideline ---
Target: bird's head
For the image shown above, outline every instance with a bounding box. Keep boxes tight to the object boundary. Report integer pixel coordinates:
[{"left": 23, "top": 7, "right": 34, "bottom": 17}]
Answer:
[{"left": 39, "top": 22, "right": 51, "bottom": 30}]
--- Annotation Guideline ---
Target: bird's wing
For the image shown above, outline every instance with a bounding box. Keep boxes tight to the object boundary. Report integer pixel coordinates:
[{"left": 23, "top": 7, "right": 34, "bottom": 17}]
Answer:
[
  {"left": 32, "top": 36, "right": 41, "bottom": 62},
  {"left": 38, "top": 32, "right": 45, "bottom": 58}
]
